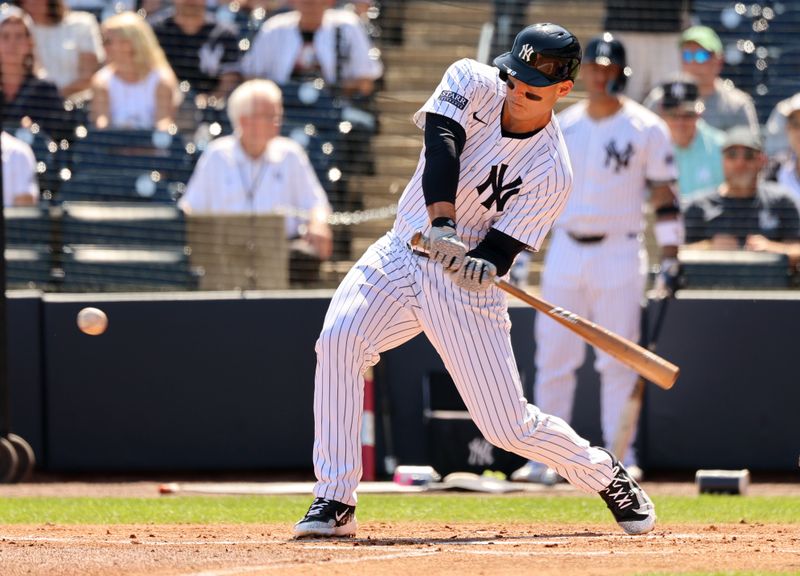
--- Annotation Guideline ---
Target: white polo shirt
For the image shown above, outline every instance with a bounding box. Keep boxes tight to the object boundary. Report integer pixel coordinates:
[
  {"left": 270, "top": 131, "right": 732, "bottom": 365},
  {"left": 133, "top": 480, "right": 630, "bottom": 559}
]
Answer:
[
  {"left": 240, "top": 8, "right": 383, "bottom": 84},
  {"left": 179, "top": 135, "right": 331, "bottom": 238},
  {"left": 2, "top": 132, "right": 39, "bottom": 206}
]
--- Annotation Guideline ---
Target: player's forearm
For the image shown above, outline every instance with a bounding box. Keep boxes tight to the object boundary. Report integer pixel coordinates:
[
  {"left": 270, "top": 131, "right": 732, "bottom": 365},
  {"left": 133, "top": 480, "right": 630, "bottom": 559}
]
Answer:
[
  {"left": 427, "top": 202, "right": 456, "bottom": 222},
  {"left": 651, "top": 181, "right": 682, "bottom": 259}
]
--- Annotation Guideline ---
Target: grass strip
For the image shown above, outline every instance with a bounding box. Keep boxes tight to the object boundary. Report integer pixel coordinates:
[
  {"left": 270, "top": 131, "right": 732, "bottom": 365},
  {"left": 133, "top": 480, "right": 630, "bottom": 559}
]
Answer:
[{"left": 0, "top": 494, "right": 798, "bottom": 525}]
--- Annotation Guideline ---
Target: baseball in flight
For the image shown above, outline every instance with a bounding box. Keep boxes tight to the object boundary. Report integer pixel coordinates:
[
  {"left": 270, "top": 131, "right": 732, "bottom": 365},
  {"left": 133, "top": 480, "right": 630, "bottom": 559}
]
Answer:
[{"left": 77, "top": 307, "right": 108, "bottom": 336}]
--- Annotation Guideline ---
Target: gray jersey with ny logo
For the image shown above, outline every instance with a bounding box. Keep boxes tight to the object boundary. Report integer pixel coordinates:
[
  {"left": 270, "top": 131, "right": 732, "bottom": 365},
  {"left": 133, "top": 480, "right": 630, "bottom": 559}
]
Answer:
[{"left": 393, "top": 58, "right": 574, "bottom": 251}]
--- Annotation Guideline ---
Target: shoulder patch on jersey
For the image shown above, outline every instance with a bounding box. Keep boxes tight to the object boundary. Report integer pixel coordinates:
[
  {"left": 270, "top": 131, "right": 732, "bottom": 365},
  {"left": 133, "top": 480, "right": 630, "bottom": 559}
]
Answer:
[{"left": 438, "top": 90, "right": 469, "bottom": 110}]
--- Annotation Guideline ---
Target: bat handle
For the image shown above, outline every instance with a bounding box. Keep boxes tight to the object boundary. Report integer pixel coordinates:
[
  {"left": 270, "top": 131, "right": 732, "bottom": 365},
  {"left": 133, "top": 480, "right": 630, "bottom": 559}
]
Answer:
[{"left": 410, "top": 231, "right": 428, "bottom": 251}]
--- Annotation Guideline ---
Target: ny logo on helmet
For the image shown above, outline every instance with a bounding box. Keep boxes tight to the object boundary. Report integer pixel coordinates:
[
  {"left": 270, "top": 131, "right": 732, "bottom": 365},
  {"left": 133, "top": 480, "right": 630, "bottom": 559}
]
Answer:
[{"left": 518, "top": 43, "right": 535, "bottom": 62}]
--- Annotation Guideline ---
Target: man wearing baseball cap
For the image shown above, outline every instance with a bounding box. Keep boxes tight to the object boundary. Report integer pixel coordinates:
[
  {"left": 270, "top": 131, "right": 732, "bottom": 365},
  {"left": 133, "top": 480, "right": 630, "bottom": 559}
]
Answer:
[
  {"left": 656, "top": 76, "right": 725, "bottom": 198},
  {"left": 684, "top": 126, "right": 800, "bottom": 259},
  {"left": 644, "top": 25, "right": 759, "bottom": 135},
  {"left": 767, "top": 93, "right": 800, "bottom": 203}
]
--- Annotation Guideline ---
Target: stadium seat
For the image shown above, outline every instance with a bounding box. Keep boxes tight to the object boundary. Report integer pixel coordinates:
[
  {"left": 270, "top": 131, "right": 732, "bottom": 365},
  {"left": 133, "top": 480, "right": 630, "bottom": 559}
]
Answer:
[
  {"left": 678, "top": 249, "right": 793, "bottom": 289},
  {"left": 5, "top": 205, "right": 53, "bottom": 247},
  {"left": 281, "top": 80, "right": 344, "bottom": 135},
  {"left": 63, "top": 128, "right": 194, "bottom": 202},
  {"left": 59, "top": 245, "right": 198, "bottom": 292},
  {"left": 57, "top": 168, "right": 181, "bottom": 203},
  {"left": 5, "top": 246, "right": 53, "bottom": 290},
  {"left": 59, "top": 202, "right": 186, "bottom": 248}
]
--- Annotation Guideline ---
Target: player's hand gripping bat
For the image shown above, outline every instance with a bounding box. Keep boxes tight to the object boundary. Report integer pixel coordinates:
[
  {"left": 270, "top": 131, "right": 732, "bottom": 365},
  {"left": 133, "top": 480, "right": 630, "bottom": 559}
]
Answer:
[{"left": 410, "top": 231, "right": 679, "bottom": 390}]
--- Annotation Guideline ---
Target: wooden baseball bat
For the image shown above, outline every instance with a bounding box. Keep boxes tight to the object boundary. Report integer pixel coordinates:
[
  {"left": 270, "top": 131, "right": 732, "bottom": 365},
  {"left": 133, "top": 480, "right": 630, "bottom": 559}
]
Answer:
[{"left": 410, "top": 232, "right": 679, "bottom": 390}]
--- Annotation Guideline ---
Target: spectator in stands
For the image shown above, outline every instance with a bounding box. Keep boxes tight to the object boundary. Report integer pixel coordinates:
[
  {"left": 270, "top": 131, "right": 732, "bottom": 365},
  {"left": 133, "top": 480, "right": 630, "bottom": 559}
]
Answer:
[
  {"left": 89, "top": 11, "right": 179, "bottom": 131},
  {"left": 684, "top": 126, "right": 800, "bottom": 259},
  {"left": 656, "top": 76, "right": 725, "bottom": 199},
  {"left": 339, "top": 0, "right": 373, "bottom": 19},
  {"left": 766, "top": 94, "right": 800, "bottom": 204},
  {"left": 0, "top": 5, "right": 75, "bottom": 142},
  {"left": 178, "top": 79, "right": 333, "bottom": 283},
  {"left": 150, "top": 0, "right": 241, "bottom": 97},
  {"left": 644, "top": 26, "right": 759, "bottom": 135},
  {"left": 764, "top": 92, "right": 800, "bottom": 163},
  {"left": 18, "top": 0, "right": 104, "bottom": 97},
  {"left": 604, "top": 0, "right": 689, "bottom": 102},
  {"left": 240, "top": 0, "right": 383, "bottom": 97},
  {"left": 1, "top": 130, "right": 39, "bottom": 206},
  {"left": 214, "top": 1, "right": 291, "bottom": 42}
]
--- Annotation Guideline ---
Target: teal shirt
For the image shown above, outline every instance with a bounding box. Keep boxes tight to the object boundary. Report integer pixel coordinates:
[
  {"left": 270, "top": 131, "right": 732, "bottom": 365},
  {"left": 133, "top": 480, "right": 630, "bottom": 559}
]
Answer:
[{"left": 674, "top": 120, "right": 725, "bottom": 199}]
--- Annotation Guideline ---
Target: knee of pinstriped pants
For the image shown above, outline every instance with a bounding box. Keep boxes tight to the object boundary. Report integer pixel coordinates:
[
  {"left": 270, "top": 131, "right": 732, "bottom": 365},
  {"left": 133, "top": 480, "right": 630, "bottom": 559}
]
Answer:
[{"left": 315, "top": 326, "right": 378, "bottom": 380}]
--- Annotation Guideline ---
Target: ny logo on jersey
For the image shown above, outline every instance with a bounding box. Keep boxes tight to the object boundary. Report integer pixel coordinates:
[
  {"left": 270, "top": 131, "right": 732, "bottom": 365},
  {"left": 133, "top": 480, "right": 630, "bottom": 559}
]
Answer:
[
  {"left": 604, "top": 139, "right": 634, "bottom": 173},
  {"left": 518, "top": 43, "right": 535, "bottom": 62},
  {"left": 476, "top": 164, "right": 522, "bottom": 212}
]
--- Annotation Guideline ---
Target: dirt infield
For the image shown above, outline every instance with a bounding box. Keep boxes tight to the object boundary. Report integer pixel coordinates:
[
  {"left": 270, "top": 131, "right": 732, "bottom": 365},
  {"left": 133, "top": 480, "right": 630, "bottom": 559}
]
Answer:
[
  {"left": 1, "top": 521, "right": 799, "bottom": 575},
  {"left": 1, "top": 480, "right": 799, "bottom": 575}
]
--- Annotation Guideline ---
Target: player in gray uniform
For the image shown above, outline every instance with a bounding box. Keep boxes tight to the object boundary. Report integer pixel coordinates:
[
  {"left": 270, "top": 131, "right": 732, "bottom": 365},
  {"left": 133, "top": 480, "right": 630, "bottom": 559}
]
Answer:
[{"left": 294, "top": 23, "right": 656, "bottom": 539}]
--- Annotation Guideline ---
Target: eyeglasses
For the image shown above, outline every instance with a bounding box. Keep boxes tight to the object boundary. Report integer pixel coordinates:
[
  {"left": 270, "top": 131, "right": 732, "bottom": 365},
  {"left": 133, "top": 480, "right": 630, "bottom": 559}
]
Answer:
[
  {"left": 682, "top": 48, "right": 713, "bottom": 64},
  {"left": 723, "top": 147, "right": 759, "bottom": 160},
  {"left": 522, "top": 53, "right": 578, "bottom": 83}
]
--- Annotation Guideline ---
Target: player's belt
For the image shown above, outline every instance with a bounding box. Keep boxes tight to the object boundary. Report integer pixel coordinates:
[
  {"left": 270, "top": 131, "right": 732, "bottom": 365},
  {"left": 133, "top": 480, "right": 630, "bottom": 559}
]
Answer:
[
  {"left": 567, "top": 232, "right": 607, "bottom": 243},
  {"left": 566, "top": 232, "right": 638, "bottom": 244}
]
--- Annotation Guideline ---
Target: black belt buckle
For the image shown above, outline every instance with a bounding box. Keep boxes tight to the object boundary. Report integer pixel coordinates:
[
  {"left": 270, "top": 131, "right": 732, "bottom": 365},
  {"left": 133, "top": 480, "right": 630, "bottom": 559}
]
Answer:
[{"left": 568, "top": 232, "right": 606, "bottom": 244}]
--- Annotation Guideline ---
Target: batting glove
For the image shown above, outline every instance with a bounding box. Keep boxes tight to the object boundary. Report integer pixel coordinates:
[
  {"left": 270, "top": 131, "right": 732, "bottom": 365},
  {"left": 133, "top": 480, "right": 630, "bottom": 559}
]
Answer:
[
  {"left": 450, "top": 256, "right": 497, "bottom": 292},
  {"left": 429, "top": 220, "right": 467, "bottom": 272}
]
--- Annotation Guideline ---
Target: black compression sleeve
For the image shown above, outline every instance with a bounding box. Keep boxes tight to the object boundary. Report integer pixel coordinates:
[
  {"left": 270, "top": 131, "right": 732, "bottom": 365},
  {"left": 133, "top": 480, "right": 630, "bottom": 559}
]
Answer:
[
  {"left": 422, "top": 113, "right": 467, "bottom": 206},
  {"left": 467, "top": 228, "right": 527, "bottom": 277}
]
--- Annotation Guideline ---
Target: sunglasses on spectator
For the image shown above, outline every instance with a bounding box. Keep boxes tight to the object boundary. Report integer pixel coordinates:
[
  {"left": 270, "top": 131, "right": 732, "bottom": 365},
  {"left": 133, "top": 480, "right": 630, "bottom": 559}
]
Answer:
[
  {"left": 723, "top": 147, "right": 759, "bottom": 160},
  {"left": 682, "top": 49, "right": 713, "bottom": 64}
]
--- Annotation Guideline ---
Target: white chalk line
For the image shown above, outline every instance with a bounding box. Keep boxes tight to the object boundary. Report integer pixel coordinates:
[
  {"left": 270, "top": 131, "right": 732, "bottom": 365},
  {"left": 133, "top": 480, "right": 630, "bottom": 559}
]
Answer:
[
  {"left": 0, "top": 531, "right": 778, "bottom": 548},
  {"left": 179, "top": 550, "right": 440, "bottom": 576}
]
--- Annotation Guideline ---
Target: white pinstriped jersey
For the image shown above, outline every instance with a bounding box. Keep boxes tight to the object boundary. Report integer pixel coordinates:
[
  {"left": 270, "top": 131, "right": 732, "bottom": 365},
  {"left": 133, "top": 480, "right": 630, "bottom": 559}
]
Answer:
[
  {"left": 393, "top": 58, "right": 574, "bottom": 251},
  {"left": 309, "top": 58, "right": 621, "bottom": 509},
  {"left": 554, "top": 99, "right": 676, "bottom": 235}
]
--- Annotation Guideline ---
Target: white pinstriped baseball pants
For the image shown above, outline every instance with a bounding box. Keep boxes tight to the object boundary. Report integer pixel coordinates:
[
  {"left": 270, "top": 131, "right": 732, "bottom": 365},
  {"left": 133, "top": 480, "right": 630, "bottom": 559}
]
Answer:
[
  {"left": 312, "top": 231, "right": 615, "bottom": 506},
  {"left": 534, "top": 228, "right": 648, "bottom": 466}
]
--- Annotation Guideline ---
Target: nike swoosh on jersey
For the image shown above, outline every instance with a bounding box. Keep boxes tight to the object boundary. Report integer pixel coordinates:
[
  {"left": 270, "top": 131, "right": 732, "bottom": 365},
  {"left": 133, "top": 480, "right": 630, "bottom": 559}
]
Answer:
[{"left": 472, "top": 112, "right": 487, "bottom": 125}]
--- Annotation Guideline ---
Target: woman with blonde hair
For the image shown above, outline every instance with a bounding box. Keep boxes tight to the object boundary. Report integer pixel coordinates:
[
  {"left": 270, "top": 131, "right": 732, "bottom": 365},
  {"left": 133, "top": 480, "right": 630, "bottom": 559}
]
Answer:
[{"left": 89, "top": 11, "right": 178, "bottom": 131}]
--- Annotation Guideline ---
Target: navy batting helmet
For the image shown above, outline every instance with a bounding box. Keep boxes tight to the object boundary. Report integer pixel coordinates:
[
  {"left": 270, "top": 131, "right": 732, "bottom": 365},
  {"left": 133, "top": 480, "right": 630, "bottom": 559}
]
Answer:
[
  {"left": 493, "top": 23, "right": 582, "bottom": 87},
  {"left": 584, "top": 32, "right": 632, "bottom": 94}
]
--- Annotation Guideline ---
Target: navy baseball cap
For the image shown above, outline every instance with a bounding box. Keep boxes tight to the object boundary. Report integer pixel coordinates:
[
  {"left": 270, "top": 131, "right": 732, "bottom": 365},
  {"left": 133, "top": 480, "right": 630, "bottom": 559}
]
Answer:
[
  {"left": 493, "top": 23, "right": 582, "bottom": 87},
  {"left": 660, "top": 78, "right": 705, "bottom": 115}
]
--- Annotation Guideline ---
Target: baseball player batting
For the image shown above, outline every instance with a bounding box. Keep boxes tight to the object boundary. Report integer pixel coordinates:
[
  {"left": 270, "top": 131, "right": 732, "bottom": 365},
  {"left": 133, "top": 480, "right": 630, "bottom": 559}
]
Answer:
[
  {"left": 511, "top": 33, "right": 682, "bottom": 486},
  {"left": 294, "top": 23, "right": 656, "bottom": 539}
]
